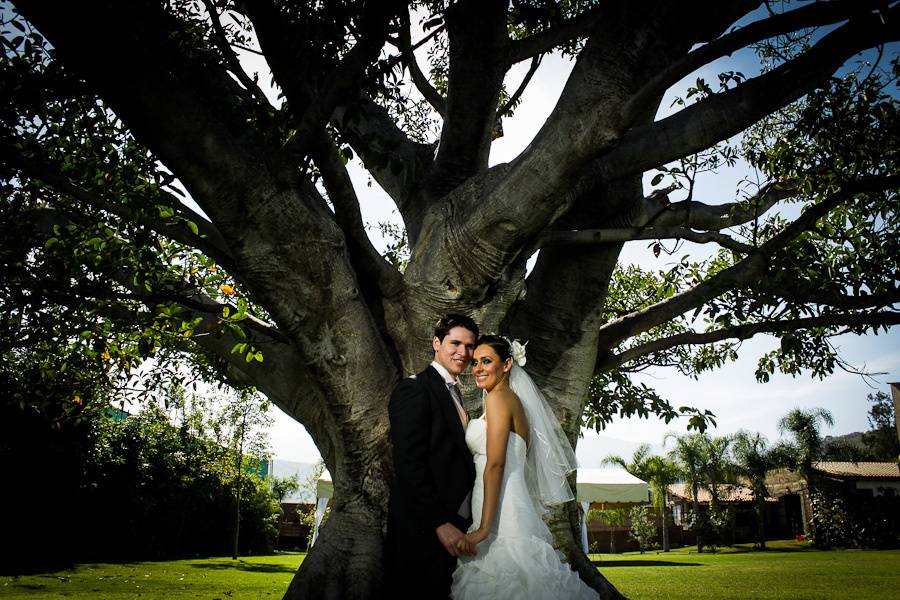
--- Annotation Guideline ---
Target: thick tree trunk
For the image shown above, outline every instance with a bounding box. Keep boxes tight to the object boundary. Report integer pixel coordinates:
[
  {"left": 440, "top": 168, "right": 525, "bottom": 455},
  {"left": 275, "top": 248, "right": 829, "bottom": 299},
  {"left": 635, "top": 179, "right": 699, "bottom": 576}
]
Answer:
[{"left": 284, "top": 490, "right": 388, "bottom": 599}]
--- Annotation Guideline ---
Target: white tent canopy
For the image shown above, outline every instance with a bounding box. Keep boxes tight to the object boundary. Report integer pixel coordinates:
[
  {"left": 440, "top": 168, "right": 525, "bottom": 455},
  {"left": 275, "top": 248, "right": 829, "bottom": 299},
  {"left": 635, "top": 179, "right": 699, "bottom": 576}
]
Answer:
[
  {"left": 576, "top": 468, "right": 650, "bottom": 553},
  {"left": 316, "top": 470, "right": 333, "bottom": 499},
  {"left": 312, "top": 468, "right": 648, "bottom": 551},
  {"left": 576, "top": 468, "right": 650, "bottom": 504},
  {"left": 310, "top": 471, "right": 333, "bottom": 546}
]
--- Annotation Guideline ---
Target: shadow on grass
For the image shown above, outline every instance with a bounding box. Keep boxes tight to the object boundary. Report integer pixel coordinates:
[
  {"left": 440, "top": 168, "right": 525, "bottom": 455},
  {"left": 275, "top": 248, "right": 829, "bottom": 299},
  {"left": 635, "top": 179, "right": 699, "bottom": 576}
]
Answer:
[
  {"left": 592, "top": 560, "right": 702, "bottom": 567},
  {"left": 190, "top": 561, "right": 296, "bottom": 574},
  {"left": 5, "top": 584, "right": 48, "bottom": 591},
  {"left": 0, "top": 560, "right": 75, "bottom": 576},
  {"left": 699, "top": 543, "right": 817, "bottom": 555}
]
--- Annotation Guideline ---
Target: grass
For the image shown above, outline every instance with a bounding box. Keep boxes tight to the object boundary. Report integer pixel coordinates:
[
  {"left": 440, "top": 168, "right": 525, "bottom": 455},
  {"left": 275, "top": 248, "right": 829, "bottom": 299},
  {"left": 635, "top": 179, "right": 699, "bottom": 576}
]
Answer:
[
  {"left": 592, "top": 540, "right": 900, "bottom": 600},
  {"left": 3, "top": 542, "right": 898, "bottom": 599},
  {"left": 0, "top": 553, "right": 305, "bottom": 599}
]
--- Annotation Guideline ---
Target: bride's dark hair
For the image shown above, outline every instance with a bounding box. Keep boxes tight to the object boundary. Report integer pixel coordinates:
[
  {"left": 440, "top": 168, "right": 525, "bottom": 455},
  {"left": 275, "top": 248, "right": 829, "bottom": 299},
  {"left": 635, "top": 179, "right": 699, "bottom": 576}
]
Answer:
[{"left": 477, "top": 335, "right": 512, "bottom": 362}]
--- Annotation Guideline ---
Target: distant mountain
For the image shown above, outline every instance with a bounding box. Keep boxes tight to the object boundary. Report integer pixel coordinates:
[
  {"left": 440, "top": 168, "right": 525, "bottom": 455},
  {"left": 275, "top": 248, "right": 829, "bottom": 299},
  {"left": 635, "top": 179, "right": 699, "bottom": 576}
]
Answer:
[{"left": 823, "top": 431, "right": 866, "bottom": 450}]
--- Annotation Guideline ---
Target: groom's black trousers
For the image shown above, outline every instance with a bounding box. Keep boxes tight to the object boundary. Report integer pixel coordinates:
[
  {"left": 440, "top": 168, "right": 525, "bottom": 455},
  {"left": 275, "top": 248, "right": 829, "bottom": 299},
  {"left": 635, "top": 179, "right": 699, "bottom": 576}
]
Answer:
[{"left": 383, "top": 512, "right": 469, "bottom": 599}]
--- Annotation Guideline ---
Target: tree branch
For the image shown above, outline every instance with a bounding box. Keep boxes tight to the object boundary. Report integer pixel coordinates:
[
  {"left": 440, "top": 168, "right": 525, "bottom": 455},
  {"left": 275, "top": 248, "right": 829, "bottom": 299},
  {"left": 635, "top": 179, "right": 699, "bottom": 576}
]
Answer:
[
  {"left": 506, "top": 6, "right": 605, "bottom": 64},
  {"left": 594, "top": 175, "right": 899, "bottom": 350},
  {"left": 639, "top": 182, "right": 796, "bottom": 230},
  {"left": 201, "top": 0, "right": 271, "bottom": 108},
  {"left": 599, "top": 311, "right": 900, "bottom": 372},
  {"left": 13, "top": 207, "right": 284, "bottom": 345},
  {"left": 397, "top": 11, "right": 446, "bottom": 118},
  {"left": 622, "top": 0, "right": 891, "bottom": 125},
  {"left": 598, "top": 6, "right": 900, "bottom": 182},
  {"left": 310, "top": 134, "right": 404, "bottom": 298},
  {"left": 758, "top": 281, "right": 900, "bottom": 312},
  {"left": 425, "top": 0, "right": 509, "bottom": 198},
  {"left": 330, "top": 95, "right": 433, "bottom": 230},
  {"left": 281, "top": 0, "right": 407, "bottom": 157},
  {"left": 539, "top": 227, "right": 754, "bottom": 254},
  {"left": 497, "top": 55, "right": 542, "bottom": 121},
  {"left": 0, "top": 136, "right": 236, "bottom": 272}
]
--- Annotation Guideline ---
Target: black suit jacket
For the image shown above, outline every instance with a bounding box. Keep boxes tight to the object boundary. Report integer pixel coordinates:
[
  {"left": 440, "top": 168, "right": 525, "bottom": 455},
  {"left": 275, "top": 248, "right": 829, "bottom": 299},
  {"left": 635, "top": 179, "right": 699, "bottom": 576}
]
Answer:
[{"left": 384, "top": 365, "right": 475, "bottom": 595}]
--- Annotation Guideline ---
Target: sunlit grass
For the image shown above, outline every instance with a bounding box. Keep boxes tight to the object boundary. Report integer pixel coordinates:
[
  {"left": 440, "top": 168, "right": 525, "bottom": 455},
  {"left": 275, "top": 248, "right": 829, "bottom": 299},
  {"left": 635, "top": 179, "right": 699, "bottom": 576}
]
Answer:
[
  {"left": 4, "top": 542, "right": 899, "bottom": 599},
  {"left": 592, "top": 540, "right": 900, "bottom": 599},
  {"left": 1, "top": 552, "right": 305, "bottom": 599}
]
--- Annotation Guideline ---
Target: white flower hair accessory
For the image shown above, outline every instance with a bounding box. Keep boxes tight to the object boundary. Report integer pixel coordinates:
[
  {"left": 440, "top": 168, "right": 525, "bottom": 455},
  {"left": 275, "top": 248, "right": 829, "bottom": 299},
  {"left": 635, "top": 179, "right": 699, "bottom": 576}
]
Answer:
[{"left": 509, "top": 339, "right": 528, "bottom": 367}]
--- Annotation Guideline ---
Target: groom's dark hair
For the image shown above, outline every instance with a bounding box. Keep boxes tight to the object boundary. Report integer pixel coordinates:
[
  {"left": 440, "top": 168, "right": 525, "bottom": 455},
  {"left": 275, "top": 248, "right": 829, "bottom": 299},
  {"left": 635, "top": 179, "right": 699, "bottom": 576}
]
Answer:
[{"left": 434, "top": 313, "right": 479, "bottom": 341}]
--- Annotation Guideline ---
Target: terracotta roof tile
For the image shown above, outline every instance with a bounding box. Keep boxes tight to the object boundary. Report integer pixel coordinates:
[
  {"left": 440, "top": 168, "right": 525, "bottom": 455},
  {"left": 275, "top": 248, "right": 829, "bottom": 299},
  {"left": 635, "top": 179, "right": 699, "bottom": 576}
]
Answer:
[
  {"left": 667, "top": 482, "right": 775, "bottom": 503},
  {"left": 813, "top": 462, "right": 900, "bottom": 479}
]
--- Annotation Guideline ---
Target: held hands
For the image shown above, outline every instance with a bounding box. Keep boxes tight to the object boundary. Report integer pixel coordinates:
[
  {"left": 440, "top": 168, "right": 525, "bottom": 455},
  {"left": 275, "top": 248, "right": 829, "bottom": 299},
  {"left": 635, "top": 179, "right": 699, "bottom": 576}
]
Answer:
[
  {"left": 455, "top": 528, "right": 488, "bottom": 556},
  {"left": 436, "top": 523, "right": 471, "bottom": 557}
]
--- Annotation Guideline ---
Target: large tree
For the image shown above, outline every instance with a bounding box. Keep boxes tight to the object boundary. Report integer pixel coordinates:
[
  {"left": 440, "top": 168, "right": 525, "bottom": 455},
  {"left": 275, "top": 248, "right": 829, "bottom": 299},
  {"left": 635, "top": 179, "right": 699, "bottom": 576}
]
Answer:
[{"left": 2, "top": 1, "right": 898, "bottom": 597}]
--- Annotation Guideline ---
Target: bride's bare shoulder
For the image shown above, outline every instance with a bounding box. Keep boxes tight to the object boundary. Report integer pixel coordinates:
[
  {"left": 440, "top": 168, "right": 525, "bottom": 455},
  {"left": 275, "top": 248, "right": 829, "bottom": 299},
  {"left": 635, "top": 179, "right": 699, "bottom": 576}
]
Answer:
[{"left": 484, "top": 387, "right": 521, "bottom": 411}]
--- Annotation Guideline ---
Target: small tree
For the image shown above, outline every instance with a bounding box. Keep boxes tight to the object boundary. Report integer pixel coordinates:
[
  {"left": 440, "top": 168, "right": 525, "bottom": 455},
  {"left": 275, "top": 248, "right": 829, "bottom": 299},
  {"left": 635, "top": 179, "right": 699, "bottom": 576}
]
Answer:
[
  {"left": 210, "top": 388, "right": 273, "bottom": 560},
  {"left": 863, "top": 392, "right": 900, "bottom": 460},
  {"left": 628, "top": 506, "right": 657, "bottom": 554},
  {"left": 587, "top": 508, "right": 626, "bottom": 554},
  {"left": 685, "top": 506, "right": 733, "bottom": 553},
  {"left": 271, "top": 474, "right": 301, "bottom": 504}
]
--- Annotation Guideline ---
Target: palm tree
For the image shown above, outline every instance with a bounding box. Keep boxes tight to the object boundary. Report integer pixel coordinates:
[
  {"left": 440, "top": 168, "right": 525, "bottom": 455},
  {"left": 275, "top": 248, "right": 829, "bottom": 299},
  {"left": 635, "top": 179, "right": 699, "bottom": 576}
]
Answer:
[
  {"left": 644, "top": 456, "right": 680, "bottom": 552},
  {"left": 772, "top": 407, "right": 835, "bottom": 535},
  {"left": 700, "top": 434, "right": 735, "bottom": 510},
  {"left": 602, "top": 443, "right": 653, "bottom": 481},
  {"left": 664, "top": 432, "right": 707, "bottom": 552},
  {"left": 604, "top": 446, "right": 679, "bottom": 551},
  {"left": 776, "top": 407, "right": 835, "bottom": 484},
  {"left": 731, "top": 430, "right": 774, "bottom": 550}
]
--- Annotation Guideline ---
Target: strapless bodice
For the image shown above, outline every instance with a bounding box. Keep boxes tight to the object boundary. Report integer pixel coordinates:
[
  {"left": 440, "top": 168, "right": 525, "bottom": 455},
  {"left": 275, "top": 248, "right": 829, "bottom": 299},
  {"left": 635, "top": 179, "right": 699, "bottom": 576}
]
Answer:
[{"left": 465, "top": 417, "right": 527, "bottom": 468}]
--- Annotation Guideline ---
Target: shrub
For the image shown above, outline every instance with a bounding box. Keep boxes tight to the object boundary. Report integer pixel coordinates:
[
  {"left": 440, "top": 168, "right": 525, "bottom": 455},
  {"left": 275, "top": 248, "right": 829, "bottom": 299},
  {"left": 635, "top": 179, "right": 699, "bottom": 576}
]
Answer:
[
  {"left": 810, "top": 487, "right": 900, "bottom": 549},
  {"left": 628, "top": 506, "right": 657, "bottom": 553},
  {"left": 683, "top": 507, "right": 733, "bottom": 553}
]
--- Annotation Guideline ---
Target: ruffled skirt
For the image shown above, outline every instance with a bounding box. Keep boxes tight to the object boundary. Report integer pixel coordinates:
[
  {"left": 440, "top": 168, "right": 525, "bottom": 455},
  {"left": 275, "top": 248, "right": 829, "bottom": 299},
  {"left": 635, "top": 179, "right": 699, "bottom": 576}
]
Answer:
[{"left": 451, "top": 531, "right": 597, "bottom": 600}]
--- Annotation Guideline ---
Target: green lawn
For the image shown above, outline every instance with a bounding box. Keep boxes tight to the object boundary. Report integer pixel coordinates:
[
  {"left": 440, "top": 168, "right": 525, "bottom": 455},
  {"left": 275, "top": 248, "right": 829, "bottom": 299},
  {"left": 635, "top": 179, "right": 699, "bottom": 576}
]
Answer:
[
  {"left": 3, "top": 543, "right": 898, "bottom": 599},
  {"left": 0, "top": 553, "right": 305, "bottom": 599},
  {"left": 593, "top": 540, "right": 900, "bottom": 600}
]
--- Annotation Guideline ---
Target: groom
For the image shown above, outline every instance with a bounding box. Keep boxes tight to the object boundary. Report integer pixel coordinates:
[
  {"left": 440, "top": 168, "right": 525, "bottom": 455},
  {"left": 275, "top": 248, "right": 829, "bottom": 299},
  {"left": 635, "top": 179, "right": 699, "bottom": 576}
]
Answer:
[{"left": 385, "top": 313, "right": 479, "bottom": 599}]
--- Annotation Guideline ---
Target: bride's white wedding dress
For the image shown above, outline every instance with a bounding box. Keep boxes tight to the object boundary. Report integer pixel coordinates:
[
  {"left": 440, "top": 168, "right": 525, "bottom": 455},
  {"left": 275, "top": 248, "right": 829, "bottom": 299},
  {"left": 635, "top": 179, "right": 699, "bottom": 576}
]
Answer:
[{"left": 451, "top": 417, "right": 597, "bottom": 599}]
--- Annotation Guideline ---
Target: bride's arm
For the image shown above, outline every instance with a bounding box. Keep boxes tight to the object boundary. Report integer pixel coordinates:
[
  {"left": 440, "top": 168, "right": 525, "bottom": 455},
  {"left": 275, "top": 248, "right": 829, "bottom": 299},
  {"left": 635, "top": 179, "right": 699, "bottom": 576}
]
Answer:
[{"left": 462, "top": 391, "right": 512, "bottom": 549}]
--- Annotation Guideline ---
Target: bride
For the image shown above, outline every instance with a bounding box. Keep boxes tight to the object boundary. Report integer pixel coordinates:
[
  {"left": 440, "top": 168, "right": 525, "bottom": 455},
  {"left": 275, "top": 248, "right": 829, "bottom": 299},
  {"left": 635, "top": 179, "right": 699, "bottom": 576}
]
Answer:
[{"left": 451, "top": 335, "right": 598, "bottom": 599}]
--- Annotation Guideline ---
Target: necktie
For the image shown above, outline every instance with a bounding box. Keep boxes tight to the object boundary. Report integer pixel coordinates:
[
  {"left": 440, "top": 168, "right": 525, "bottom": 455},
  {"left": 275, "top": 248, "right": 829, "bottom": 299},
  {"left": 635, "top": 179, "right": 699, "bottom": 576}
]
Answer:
[{"left": 448, "top": 382, "right": 468, "bottom": 428}]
